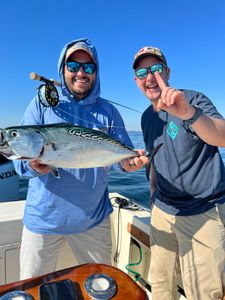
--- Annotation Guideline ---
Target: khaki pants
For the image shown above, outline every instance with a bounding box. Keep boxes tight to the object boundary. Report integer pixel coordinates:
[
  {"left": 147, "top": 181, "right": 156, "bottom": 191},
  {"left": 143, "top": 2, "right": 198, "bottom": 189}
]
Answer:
[
  {"left": 20, "top": 217, "right": 112, "bottom": 280},
  {"left": 150, "top": 203, "right": 225, "bottom": 300}
]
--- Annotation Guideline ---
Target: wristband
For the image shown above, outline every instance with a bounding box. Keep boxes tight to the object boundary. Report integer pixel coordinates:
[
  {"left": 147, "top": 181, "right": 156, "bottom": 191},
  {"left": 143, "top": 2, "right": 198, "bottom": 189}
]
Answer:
[{"left": 183, "top": 105, "right": 203, "bottom": 126}]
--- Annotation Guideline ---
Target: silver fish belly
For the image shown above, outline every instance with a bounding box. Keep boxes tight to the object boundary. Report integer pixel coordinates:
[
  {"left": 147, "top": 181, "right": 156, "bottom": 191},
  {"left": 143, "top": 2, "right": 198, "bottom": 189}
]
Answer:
[{"left": 0, "top": 123, "right": 138, "bottom": 168}]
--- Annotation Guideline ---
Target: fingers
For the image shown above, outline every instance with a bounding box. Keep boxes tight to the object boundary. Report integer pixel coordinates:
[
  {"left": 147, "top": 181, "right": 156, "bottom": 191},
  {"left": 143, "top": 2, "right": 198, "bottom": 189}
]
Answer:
[
  {"left": 121, "top": 158, "right": 137, "bottom": 171},
  {"left": 161, "top": 87, "right": 179, "bottom": 106},
  {"left": 29, "top": 159, "right": 51, "bottom": 174},
  {"left": 132, "top": 157, "right": 145, "bottom": 168},
  {"left": 134, "top": 155, "right": 148, "bottom": 166},
  {"left": 157, "top": 86, "right": 182, "bottom": 110},
  {"left": 29, "top": 159, "right": 41, "bottom": 169},
  {"left": 154, "top": 71, "right": 179, "bottom": 104},
  {"left": 133, "top": 150, "right": 148, "bottom": 166},
  {"left": 136, "top": 149, "right": 145, "bottom": 156},
  {"left": 154, "top": 70, "right": 190, "bottom": 118},
  {"left": 120, "top": 150, "right": 148, "bottom": 172},
  {"left": 154, "top": 72, "right": 179, "bottom": 109},
  {"left": 120, "top": 159, "right": 131, "bottom": 171},
  {"left": 154, "top": 71, "right": 167, "bottom": 90}
]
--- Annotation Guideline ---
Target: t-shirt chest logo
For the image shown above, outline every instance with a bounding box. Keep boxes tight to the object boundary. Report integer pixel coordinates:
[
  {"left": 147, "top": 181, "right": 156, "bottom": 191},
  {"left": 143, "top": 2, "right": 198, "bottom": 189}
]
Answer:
[{"left": 167, "top": 121, "right": 178, "bottom": 139}]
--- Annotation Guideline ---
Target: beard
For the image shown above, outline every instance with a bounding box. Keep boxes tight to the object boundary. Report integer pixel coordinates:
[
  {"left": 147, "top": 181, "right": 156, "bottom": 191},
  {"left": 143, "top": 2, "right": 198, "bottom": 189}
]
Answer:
[
  {"left": 72, "top": 90, "right": 89, "bottom": 100},
  {"left": 65, "top": 76, "right": 94, "bottom": 100}
]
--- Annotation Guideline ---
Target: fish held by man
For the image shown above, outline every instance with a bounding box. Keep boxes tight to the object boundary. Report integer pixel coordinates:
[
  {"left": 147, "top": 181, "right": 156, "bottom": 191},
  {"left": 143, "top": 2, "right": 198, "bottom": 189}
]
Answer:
[{"left": 0, "top": 123, "right": 162, "bottom": 177}]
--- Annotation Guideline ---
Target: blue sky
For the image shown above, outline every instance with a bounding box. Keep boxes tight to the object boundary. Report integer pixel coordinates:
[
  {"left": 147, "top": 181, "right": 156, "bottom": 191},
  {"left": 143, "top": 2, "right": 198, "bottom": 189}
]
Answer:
[{"left": 1, "top": 0, "right": 225, "bottom": 131}]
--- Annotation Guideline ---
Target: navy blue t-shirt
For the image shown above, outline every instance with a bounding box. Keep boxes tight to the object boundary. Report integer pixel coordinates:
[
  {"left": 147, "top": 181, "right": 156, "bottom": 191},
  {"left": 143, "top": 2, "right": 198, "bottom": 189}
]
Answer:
[{"left": 141, "top": 89, "right": 225, "bottom": 215}]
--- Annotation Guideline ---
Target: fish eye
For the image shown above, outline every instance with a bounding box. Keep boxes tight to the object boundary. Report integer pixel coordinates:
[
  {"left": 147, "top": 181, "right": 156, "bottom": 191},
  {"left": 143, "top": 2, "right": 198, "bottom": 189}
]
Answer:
[{"left": 9, "top": 130, "right": 18, "bottom": 137}]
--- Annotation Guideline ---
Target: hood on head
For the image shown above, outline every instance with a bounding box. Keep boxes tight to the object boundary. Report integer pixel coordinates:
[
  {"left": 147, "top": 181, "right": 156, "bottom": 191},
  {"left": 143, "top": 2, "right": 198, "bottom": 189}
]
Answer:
[{"left": 57, "top": 38, "right": 100, "bottom": 105}]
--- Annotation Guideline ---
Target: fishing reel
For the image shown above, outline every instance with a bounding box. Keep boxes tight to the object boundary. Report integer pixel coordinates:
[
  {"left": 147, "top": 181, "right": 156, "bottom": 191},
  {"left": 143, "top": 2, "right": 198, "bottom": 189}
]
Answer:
[
  {"left": 38, "top": 83, "right": 59, "bottom": 107},
  {"left": 30, "top": 72, "right": 60, "bottom": 107}
]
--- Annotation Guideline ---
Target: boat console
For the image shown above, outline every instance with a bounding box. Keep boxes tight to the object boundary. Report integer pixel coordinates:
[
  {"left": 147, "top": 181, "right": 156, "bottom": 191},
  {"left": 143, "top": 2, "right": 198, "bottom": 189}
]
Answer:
[{"left": 0, "top": 263, "right": 148, "bottom": 300}]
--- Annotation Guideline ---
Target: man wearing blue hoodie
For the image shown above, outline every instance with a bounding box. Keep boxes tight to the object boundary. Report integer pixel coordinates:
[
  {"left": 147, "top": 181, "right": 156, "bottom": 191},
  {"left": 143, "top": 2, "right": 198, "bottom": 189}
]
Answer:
[{"left": 14, "top": 38, "right": 147, "bottom": 279}]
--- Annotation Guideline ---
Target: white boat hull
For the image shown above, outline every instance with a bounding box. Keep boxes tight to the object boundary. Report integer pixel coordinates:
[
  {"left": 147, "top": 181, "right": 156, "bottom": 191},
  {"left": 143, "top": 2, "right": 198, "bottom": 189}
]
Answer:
[{"left": 0, "top": 193, "right": 186, "bottom": 299}]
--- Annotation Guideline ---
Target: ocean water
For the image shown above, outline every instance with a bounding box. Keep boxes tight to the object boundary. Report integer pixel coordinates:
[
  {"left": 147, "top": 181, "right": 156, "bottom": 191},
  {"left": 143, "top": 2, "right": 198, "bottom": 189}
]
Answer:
[
  {"left": 109, "top": 132, "right": 150, "bottom": 208},
  {"left": 6, "top": 132, "right": 225, "bottom": 209}
]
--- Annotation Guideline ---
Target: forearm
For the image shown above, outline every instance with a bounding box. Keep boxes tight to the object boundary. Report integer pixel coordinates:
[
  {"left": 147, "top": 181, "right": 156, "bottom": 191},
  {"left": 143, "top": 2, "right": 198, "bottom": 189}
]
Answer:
[
  {"left": 155, "top": 82, "right": 225, "bottom": 147},
  {"left": 191, "top": 115, "right": 225, "bottom": 147}
]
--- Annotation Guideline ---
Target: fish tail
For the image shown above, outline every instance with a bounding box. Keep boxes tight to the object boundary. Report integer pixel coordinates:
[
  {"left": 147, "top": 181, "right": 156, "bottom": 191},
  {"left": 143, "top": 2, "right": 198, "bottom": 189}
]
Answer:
[{"left": 145, "top": 143, "right": 163, "bottom": 180}]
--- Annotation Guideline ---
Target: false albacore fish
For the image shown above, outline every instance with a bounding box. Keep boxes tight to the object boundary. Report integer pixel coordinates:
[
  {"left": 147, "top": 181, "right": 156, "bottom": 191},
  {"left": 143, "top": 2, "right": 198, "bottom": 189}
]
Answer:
[{"left": 0, "top": 123, "right": 162, "bottom": 178}]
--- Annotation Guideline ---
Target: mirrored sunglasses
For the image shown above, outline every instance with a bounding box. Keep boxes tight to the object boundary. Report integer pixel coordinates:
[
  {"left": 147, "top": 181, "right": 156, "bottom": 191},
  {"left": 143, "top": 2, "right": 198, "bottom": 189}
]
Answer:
[
  {"left": 135, "top": 63, "right": 166, "bottom": 79},
  {"left": 66, "top": 61, "right": 96, "bottom": 74}
]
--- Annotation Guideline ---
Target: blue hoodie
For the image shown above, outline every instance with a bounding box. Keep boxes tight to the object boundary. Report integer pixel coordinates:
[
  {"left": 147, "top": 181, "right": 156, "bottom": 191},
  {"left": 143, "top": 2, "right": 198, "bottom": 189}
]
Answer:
[{"left": 13, "top": 38, "right": 133, "bottom": 234}]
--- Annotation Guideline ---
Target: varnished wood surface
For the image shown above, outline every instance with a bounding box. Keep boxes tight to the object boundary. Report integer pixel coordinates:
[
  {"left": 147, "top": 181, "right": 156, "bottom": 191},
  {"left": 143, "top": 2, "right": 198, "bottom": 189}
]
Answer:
[
  {"left": 0, "top": 263, "right": 148, "bottom": 299},
  {"left": 127, "top": 223, "right": 150, "bottom": 248}
]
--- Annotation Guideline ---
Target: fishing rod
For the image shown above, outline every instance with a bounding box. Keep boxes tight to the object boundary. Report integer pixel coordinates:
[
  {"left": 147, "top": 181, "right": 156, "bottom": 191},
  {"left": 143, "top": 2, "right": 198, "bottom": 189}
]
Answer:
[
  {"left": 104, "top": 99, "right": 141, "bottom": 114},
  {"left": 30, "top": 72, "right": 141, "bottom": 113},
  {"left": 30, "top": 72, "right": 60, "bottom": 107},
  {"left": 30, "top": 72, "right": 61, "bottom": 87}
]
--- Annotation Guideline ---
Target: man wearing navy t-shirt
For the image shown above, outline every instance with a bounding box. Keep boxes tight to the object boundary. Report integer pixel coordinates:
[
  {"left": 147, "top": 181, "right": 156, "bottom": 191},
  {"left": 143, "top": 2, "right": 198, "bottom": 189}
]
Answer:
[{"left": 133, "top": 46, "right": 225, "bottom": 300}]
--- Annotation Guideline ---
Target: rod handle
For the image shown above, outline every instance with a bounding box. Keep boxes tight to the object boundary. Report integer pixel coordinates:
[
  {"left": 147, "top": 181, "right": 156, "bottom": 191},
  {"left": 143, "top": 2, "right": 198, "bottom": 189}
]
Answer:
[{"left": 30, "top": 72, "right": 61, "bottom": 87}]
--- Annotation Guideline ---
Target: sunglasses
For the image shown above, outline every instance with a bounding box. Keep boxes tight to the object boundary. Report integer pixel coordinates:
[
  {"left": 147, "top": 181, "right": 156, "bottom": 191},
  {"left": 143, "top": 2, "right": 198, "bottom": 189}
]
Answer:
[
  {"left": 66, "top": 61, "right": 96, "bottom": 74},
  {"left": 135, "top": 63, "right": 166, "bottom": 79}
]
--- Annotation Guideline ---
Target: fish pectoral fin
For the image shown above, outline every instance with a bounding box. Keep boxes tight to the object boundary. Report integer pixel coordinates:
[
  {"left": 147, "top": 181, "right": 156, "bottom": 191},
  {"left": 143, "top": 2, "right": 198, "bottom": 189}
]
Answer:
[
  {"left": 145, "top": 143, "right": 163, "bottom": 180},
  {"left": 50, "top": 167, "right": 60, "bottom": 178}
]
